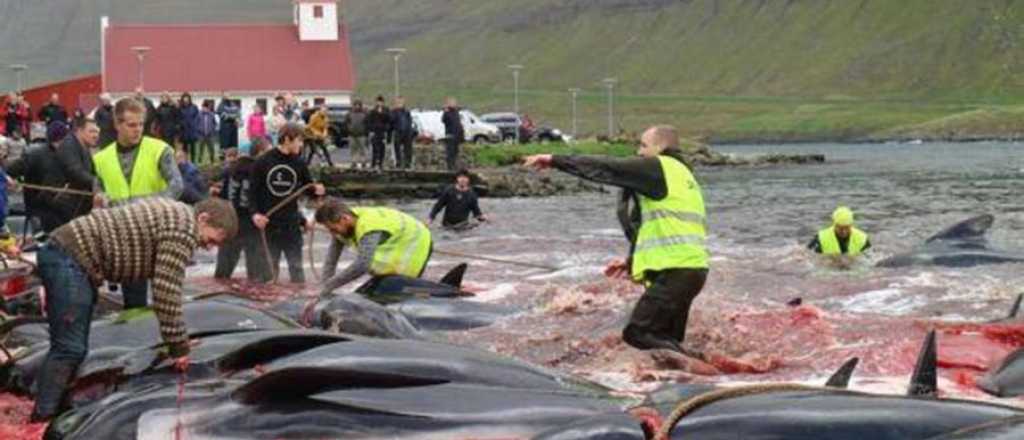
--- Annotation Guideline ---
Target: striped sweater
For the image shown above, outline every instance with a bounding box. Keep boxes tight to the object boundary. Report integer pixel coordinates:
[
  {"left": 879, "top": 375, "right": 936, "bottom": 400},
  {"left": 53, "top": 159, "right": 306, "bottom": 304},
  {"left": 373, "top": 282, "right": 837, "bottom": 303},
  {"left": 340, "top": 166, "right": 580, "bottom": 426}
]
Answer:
[{"left": 51, "top": 198, "right": 198, "bottom": 349}]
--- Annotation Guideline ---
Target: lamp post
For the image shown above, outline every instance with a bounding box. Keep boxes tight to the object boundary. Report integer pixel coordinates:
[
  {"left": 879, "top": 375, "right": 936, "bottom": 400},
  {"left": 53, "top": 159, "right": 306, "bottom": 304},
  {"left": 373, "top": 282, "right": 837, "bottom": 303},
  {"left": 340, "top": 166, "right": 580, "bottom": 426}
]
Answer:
[
  {"left": 508, "top": 64, "right": 524, "bottom": 143},
  {"left": 385, "top": 48, "right": 406, "bottom": 97},
  {"left": 9, "top": 64, "right": 28, "bottom": 92},
  {"left": 602, "top": 78, "right": 617, "bottom": 139},
  {"left": 568, "top": 88, "right": 581, "bottom": 140},
  {"left": 130, "top": 46, "right": 151, "bottom": 91}
]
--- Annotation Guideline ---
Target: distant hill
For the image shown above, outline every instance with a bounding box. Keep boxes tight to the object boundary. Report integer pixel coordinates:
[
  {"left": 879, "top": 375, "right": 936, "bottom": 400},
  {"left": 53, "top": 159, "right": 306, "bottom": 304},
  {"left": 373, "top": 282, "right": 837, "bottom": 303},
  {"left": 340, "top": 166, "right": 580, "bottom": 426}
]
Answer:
[{"left": 4, "top": 0, "right": 1024, "bottom": 141}]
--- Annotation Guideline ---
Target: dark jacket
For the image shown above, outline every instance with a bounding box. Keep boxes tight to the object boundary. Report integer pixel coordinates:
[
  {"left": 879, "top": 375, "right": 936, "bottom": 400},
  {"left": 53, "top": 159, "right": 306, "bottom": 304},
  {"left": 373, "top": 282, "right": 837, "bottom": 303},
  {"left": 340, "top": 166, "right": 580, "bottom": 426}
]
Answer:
[
  {"left": 442, "top": 107, "right": 464, "bottom": 142},
  {"left": 139, "top": 97, "right": 157, "bottom": 136},
  {"left": 38, "top": 103, "right": 69, "bottom": 125},
  {"left": 5, "top": 138, "right": 94, "bottom": 232},
  {"left": 179, "top": 103, "right": 201, "bottom": 142},
  {"left": 220, "top": 156, "right": 257, "bottom": 214},
  {"left": 345, "top": 109, "right": 367, "bottom": 136},
  {"left": 216, "top": 101, "right": 241, "bottom": 126},
  {"left": 390, "top": 107, "right": 415, "bottom": 139},
  {"left": 250, "top": 148, "right": 315, "bottom": 229},
  {"left": 178, "top": 161, "right": 208, "bottom": 204},
  {"left": 155, "top": 102, "right": 182, "bottom": 141},
  {"left": 366, "top": 106, "right": 392, "bottom": 137},
  {"left": 198, "top": 109, "right": 218, "bottom": 138},
  {"left": 429, "top": 185, "right": 483, "bottom": 226},
  {"left": 551, "top": 148, "right": 692, "bottom": 264},
  {"left": 94, "top": 104, "right": 116, "bottom": 148}
]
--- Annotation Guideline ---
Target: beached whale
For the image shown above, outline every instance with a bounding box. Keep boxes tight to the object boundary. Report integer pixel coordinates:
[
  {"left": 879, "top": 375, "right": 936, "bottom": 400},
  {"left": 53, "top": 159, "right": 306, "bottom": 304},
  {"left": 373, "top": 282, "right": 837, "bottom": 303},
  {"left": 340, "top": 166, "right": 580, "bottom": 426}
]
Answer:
[
  {"left": 877, "top": 215, "right": 1024, "bottom": 268},
  {"left": 926, "top": 415, "right": 1024, "bottom": 439},
  {"left": 650, "top": 331, "right": 1024, "bottom": 440}
]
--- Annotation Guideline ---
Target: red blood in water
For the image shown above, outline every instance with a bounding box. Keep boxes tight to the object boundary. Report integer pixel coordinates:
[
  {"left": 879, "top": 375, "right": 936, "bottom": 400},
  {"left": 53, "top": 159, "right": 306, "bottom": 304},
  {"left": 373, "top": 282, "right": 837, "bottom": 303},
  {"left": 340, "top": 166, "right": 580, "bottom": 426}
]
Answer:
[
  {"left": 936, "top": 332, "right": 1014, "bottom": 371},
  {"left": 0, "top": 393, "right": 46, "bottom": 440}
]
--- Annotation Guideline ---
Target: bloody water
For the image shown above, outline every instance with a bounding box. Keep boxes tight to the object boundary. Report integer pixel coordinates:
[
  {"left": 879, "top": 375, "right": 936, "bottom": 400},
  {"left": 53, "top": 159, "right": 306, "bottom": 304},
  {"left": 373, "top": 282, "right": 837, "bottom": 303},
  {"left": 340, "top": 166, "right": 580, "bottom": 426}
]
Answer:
[{"left": 4, "top": 142, "right": 1024, "bottom": 438}]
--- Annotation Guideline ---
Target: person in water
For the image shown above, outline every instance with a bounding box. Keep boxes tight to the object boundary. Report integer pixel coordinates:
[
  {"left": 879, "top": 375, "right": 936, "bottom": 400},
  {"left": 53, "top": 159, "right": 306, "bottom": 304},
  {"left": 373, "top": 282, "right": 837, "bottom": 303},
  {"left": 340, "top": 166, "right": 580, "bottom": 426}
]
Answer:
[
  {"left": 808, "top": 206, "right": 871, "bottom": 264},
  {"left": 523, "top": 125, "right": 709, "bottom": 356},
  {"left": 315, "top": 198, "right": 433, "bottom": 297},
  {"left": 427, "top": 169, "right": 488, "bottom": 230}
]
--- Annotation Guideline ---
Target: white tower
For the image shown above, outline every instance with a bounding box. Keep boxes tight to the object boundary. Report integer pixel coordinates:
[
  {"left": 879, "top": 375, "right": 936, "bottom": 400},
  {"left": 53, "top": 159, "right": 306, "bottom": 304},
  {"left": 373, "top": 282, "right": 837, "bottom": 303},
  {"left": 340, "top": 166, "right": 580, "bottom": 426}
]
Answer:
[{"left": 293, "top": 0, "right": 339, "bottom": 41}]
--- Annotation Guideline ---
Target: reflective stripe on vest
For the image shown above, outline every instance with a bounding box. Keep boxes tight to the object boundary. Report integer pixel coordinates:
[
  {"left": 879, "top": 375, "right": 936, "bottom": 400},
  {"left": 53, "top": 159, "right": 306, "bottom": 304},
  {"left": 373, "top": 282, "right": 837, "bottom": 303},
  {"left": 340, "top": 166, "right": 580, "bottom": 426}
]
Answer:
[
  {"left": 817, "top": 227, "right": 868, "bottom": 256},
  {"left": 350, "top": 207, "right": 432, "bottom": 277},
  {"left": 93, "top": 137, "right": 170, "bottom": 201},
  {"left": 631, "top": 155, "right": 709, "bottom": 280}
]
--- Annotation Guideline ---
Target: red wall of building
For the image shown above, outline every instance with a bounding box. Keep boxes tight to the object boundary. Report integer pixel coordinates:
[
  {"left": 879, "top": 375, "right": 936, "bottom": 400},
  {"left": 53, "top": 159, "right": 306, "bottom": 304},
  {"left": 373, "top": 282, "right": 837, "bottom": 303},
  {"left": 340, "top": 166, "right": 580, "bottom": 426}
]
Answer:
[{"left": 21, "top": 74, "right": 103, "bottom": 116}]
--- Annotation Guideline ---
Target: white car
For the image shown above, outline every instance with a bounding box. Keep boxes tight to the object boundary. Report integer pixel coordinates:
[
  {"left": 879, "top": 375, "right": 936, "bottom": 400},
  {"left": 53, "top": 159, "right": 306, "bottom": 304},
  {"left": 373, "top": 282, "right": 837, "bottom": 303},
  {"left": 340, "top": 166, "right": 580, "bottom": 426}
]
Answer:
[{"left": 411, "top": 109, "right": 501, "bottom": 144}]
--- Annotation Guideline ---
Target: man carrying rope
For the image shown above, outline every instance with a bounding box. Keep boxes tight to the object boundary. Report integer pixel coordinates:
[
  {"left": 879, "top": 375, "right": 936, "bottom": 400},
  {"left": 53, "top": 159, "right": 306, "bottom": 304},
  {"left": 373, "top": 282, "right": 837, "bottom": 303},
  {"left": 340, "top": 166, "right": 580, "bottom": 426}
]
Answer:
[
  {"left": 250, "top": 122, "right": 326, "bottom": 284},
  {"left": 524, "top": 125, "right": 709, "bottom": 356},
  {"left": 314, "top": 198, "right": 432, "bottom": 297}
]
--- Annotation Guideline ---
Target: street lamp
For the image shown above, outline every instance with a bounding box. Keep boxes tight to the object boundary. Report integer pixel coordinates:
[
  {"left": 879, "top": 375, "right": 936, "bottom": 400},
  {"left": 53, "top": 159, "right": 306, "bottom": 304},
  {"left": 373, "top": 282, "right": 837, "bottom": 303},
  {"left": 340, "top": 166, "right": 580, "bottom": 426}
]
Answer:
[
  {"left": 9, "top": 64, "right": 28, "bottom": 92},
  {"left": 602, "top": 78, "right": 617, "bottom": 139},
  {"left": 130, "top": 46, "right": 151, "bottom": 91},
  {"left": 508, "top": 64, "right": 524, "bottom": 143},
  {"left": 568, "top": 88, "right": 581, "bottom": 140},
  {"left": 385, "top": 48, "right": 406, "bottom": 97}
]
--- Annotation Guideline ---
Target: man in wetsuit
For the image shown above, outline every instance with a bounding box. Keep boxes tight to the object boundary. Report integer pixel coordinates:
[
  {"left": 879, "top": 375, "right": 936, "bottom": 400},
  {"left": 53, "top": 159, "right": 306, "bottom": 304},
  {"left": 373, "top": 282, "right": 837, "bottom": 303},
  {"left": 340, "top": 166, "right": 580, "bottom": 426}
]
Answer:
[
  {"left": 524, "top": 125, "right": 708, "bottom": 355},
  {"left": 808, "top": 206, "right": 871, "bottom": 265},
  {"left": 427, "top": 169, "right": 487, "bottom": 230}
]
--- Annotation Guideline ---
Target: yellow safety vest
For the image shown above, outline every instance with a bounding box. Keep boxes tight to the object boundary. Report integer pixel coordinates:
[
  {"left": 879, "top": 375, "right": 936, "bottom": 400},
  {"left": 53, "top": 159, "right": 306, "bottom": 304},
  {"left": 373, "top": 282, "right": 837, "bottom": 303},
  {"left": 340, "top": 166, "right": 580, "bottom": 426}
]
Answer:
[
  {"left": 631, "top": 155, "right": 709, "bottom": 281},
  {"left": 818, "top": 227, "right": 868, "bottom": 256},
  {"left": 93, "top": 137, "right": 170, "bottom": 201},
  {"left": 347, "top": 207, "right": 432, "bottom": 277}
]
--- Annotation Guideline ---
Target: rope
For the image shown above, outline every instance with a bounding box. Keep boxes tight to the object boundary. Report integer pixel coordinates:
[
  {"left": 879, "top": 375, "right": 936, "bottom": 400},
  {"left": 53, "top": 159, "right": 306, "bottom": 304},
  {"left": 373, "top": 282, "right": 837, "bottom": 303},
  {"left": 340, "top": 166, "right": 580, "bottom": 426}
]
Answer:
[
  {"left": 433, "top": 249, "right": 558, "bottom": 271},
  {"left": 655, "top": 383, "right": 839, "bottom": 439},
  {"left": 16, "top": 183, "right": 93, "bottom": 197},
  {"left": 258, "top": 183, "right": 317, "bottom": 285}
]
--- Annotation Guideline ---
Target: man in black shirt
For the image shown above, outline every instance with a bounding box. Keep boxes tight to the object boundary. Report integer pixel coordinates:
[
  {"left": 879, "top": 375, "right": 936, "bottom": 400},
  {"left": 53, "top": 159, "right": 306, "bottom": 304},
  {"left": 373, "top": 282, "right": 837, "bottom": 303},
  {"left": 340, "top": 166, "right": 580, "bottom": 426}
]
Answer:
[
  {"left": 93, "top": 93, "right": 117, "bottom": 148},
  {"left": 366, "top": 96, "right": 392, "bottom": 170},
  {"left": 216, "top": 137, "right": 271, "bottom": 281},
  {"left": 390, "top": 97, "right": 416, "bottom": 169},
  {"left": 441, "top": 97, "right": 464, "bottom": 171},
  {"left": 37, "top": 93, "right": 69, "bottom": 126},
  {"left": 428, "top": 170, "right": 487, "bottom": 230},
  {"left": 250, "top": 123, "right": 325, "bottom": 283}
]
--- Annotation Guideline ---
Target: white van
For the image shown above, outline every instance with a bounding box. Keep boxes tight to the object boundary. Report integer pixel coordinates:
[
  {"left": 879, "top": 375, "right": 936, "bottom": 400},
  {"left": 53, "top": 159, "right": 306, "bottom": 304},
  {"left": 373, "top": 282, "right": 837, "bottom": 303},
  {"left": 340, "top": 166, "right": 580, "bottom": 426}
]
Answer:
[{"left": 411, "top": 109, "right": 501, "bottom": 144}]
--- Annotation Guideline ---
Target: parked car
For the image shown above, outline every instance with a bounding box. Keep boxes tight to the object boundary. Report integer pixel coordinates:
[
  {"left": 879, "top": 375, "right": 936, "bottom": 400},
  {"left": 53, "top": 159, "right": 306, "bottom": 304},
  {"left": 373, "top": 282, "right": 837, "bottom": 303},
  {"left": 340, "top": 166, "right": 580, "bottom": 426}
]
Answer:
[
  {"left": 325, "top": 104, "right": 351, "bottom": 149},
  {"left": 480, "top": 112, "right": 570, "bottom": 144},
  {"left": 411, "top": 109, "right": 501, "bottom": 144}
]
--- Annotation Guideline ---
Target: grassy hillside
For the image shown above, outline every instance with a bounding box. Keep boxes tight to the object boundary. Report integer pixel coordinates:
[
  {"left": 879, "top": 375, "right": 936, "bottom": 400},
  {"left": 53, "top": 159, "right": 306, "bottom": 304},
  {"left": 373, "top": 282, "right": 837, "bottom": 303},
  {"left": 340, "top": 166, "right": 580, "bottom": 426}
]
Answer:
[{"left": 5, "top": 0, "right": 1024, "bottom": 141}]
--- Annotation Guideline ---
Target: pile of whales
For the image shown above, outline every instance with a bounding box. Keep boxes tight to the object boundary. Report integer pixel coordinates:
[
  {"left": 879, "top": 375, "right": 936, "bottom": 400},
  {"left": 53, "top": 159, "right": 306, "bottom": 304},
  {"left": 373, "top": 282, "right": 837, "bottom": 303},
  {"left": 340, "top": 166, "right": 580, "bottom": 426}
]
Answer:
[{"left": 3, "top": 224, "right": 1024, "bottom": 438}]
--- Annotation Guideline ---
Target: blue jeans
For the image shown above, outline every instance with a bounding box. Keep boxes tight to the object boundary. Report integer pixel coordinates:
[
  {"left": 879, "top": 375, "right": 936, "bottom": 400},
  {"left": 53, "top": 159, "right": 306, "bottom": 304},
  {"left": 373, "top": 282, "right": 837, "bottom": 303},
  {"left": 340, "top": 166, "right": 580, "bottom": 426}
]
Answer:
[{"left": 34, "top": 244, "right": 97, "bottom": 417}]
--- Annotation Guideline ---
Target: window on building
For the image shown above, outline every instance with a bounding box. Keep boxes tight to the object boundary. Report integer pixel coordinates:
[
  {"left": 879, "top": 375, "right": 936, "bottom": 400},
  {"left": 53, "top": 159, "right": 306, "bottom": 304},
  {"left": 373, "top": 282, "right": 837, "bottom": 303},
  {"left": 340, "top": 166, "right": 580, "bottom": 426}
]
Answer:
[{"left": 314, "top": 5, "right": 324, "bottom": 18}]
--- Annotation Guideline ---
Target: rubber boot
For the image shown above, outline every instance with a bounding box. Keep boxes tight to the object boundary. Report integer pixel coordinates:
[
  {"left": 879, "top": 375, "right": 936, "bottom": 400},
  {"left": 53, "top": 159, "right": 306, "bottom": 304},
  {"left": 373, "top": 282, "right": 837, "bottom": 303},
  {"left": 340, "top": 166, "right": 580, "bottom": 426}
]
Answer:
[{"left": 30, "top": 361, "right": 77, "bottom": 422}]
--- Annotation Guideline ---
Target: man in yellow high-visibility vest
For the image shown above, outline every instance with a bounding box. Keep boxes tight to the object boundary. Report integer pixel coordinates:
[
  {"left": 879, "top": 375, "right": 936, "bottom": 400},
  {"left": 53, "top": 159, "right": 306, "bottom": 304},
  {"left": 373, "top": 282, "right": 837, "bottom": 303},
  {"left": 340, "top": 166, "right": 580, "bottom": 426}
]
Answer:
[
  {"left": 93, "top": 97, "right": 184, "bottom": 308},
  {"left": 524, "top": 125, "right": 708, "bottom": 356},
  {"left": 808, "top": 206, "right": 871, "bottom": 264}
]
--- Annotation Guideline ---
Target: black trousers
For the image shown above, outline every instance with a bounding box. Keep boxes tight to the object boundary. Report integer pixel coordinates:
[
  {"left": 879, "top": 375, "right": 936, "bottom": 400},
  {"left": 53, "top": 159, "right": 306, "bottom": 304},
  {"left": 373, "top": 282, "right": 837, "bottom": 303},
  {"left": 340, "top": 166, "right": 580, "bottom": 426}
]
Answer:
[
  {"left": 267, "top": 224, "right": 305, "bottom": 283},
  {"left": 394, "top": 134, "right": 414, "bottom": 169},
  {"left": 219, "top": 121, "right": 238, "bottom": 149},
  {"left": 370, "top": 133, "right": 387, "bottom": 169},
  {"left": 624, "top": 268, "right": 708, "bottom": 344},
  {"left": 304, "top": 138, "right": 334, "bottom": 167},
  {"left": 214, "top": 215, "right": 270, "bottom": 282},
  {"left": 444, "top": 138, "right": 460, "bottom": 171}
]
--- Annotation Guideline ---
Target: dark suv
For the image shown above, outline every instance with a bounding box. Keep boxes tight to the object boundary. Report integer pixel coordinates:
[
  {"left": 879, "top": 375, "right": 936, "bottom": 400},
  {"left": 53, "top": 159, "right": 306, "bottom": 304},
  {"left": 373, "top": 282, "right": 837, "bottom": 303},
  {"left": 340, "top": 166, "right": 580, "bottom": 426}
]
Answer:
[{"left": 325, "top": 104, "right": 352, "bottom": 148}]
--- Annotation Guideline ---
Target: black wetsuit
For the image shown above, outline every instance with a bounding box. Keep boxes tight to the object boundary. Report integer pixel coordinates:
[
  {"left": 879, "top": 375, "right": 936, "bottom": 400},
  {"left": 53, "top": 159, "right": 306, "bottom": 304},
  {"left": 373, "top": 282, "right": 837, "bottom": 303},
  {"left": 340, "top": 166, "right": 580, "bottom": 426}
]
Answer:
[
  {"left": 429, "top": 185, "right": 484, "bottom": 228},
  {"left": 551, "top": 149, "right": 708, "bottom": 351},
  {"left": 807, "top": 234, "right": 872, "bottom": 254}
]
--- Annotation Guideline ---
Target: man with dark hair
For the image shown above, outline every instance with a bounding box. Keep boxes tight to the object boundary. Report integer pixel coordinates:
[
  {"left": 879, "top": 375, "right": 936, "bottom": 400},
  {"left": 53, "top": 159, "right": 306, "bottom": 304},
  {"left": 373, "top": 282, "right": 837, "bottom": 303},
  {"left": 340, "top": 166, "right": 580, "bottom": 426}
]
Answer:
[
  {"left": 344, "top": 99, "right": 368, "bottom": 168},
  {"left": 390, "top": 96, "right": 415, "bottom": 169},
  {"left": 524, "top": 125, "right": 709, "bottom": 356},
  {"left": 428, "top": 169, "right": 487, "bottom": 230},
  {"left": 441, "top": 97, "right": 464, "bottom": 171},
  {"left": 216, "top": 137, "right": 271, "bottom": 282},
  {"left": 5, "top": 119, "right": 99, "bottom": 234},
  {"left": 38, "top": 93, "right": 69, "bottom": 126},
  {"left": 315, "top": 198, "right": 433, "bottom": 297},
  {"left": 93, "top": 93, "right": 117, "bottom": 148},
  {"left": 250, "top": 123, "right": 325, "bottom": 283},
  {"left": 133, "top": 88, "right": 158, "bottom": 136},
  {"left": 366, "top": 96, "right": 392, "bottom": 170},
  {"left": 30, "top": 197, "right": 237, "bottom": 422},
  {"left": 217, "top": 93, "right": 241, "bottom": 150},
  {"left": 93, "top": 97, "right": 184, "bottom": 308}
]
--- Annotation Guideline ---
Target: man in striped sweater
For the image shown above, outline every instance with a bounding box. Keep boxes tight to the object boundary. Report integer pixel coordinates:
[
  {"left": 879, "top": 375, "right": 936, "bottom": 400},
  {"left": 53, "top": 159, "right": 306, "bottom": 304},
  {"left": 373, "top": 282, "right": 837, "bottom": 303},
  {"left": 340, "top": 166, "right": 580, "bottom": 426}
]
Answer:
[{"left": 30, "top": 197, "right": 238, "bottom": 422}]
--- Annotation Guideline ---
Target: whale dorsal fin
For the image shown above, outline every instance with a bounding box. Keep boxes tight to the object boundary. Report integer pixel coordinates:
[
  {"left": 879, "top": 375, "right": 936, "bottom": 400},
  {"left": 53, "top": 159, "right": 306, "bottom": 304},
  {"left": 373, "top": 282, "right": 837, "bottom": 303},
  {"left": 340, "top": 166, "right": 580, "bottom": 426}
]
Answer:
[
  {"left": 825, "top": 357, "right": 859, "bottom": 388},
  {"left": 440, "top": 263, "right": 468, "bottom": 288},
  {"left": 925, "top": 215, "right": 994, "bottom": 243},
  {"left": 1007, "top": 294, "right": 1024, "bottom": 320},
  {"left": 908, "top": 330, "right": 938, "bottom": 397}
]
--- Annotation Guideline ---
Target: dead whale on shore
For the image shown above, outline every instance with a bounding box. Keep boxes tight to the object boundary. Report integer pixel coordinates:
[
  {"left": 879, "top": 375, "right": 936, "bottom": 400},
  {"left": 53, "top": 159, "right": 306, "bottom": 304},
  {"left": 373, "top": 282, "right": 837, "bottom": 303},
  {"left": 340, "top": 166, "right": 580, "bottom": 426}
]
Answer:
[
  {"left": 650, "top": 332, "right": 1024, "bottom": 440},
  {"left": 46, "top": 337, "right": 639, "bottom": 440},
  {"left": 926, "top": 415, "right": 1024, "bottom": 439},
  {"left": 877, "top": 215, "right": 1024, "bottom": 268},
  {"left": 978, "top": 349, "right": 1024, "bottom": 398}
]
